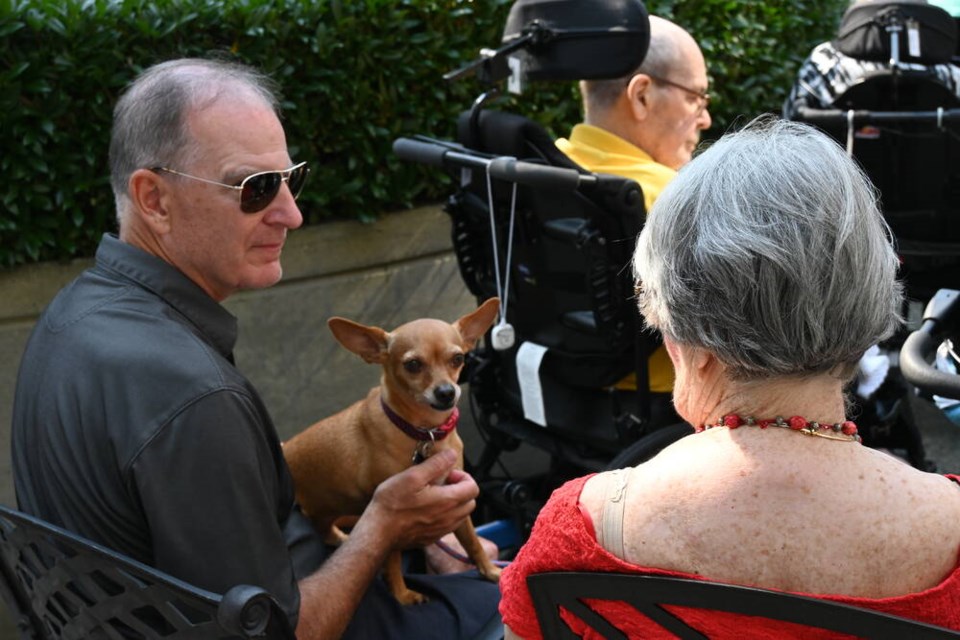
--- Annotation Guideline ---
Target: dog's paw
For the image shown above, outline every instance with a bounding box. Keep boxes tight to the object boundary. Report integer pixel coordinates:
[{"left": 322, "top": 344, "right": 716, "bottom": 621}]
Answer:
[
  {"left": 480, "top": 564, "right": 502, "bottom": 583},
  {"left": 394, "top": 588, "right": 430, "bottom": 606},
  {"left": 323, "top": 525, "right": 350, "bottom": 546}
]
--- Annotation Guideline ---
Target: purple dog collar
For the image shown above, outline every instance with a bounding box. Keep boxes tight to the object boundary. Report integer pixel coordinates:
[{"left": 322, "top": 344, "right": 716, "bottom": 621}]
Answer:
[{"left": 380, "top": 397, "right": 458, "bottom": 442}]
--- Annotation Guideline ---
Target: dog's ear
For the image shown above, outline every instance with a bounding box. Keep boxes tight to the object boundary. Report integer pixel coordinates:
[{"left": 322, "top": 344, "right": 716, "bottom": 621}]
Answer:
[
  {"left": 328, "top": 317, "right": 389, "bottom": 364},
  {"left": 454, "top": 297, "right": 501, "bottom": 349}
]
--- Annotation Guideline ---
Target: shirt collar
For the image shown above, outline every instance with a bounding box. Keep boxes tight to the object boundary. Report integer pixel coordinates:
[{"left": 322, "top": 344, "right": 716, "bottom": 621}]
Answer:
[
  {"left": 95, "top": 233, "right": 238, "bottom": 358},
  {"left": 568, "top": 123, "right": 659, "bottom": 163}
]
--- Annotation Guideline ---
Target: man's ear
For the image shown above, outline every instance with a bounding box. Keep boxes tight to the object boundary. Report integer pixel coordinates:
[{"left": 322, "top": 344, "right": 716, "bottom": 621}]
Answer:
[
  {"left": 128, "top": 169, "right": 172, "bottom": 234},
  {"left": 626, "top": 73, "right": 653, "bottom": 122}
]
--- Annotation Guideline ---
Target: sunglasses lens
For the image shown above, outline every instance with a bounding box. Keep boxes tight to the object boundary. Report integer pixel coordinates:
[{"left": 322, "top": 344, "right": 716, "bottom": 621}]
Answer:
[
  {"left": 288, "top": 165, "right": 308, "bottom": 199},
  {"left": 240, "top": 172, "right": 282, "bottom": 213},
  {"left": 238, "top": 165, "right": 308, "bottom": 213}
]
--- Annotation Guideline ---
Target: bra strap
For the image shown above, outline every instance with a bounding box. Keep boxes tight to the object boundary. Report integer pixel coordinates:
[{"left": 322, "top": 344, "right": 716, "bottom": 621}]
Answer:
[{"left": 595, "top": 468, "right": 629, "bottom": 559}]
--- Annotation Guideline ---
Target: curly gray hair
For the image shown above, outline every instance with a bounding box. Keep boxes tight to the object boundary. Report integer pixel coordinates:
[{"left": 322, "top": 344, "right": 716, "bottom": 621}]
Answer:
[{"left": 633, "top": 116, "right": 903, "bottom": 380}]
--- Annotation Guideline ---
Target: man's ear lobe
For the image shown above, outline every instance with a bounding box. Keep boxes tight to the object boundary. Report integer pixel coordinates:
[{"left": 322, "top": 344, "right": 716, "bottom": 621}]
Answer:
[{"left": 128, "top": 169, "right": 172, "bottom": 233}]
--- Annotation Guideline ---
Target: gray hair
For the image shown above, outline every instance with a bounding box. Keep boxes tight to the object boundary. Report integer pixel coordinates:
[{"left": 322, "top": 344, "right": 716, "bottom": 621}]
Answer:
[
  {"left": 108, "top": 58, "right": 280, "bottom": 224},
  {"left": 580, "top": 18, "right": 678, "bottom": 117},
  {"left": 634, "top": 117, "right": 903, "bottom": 380}
]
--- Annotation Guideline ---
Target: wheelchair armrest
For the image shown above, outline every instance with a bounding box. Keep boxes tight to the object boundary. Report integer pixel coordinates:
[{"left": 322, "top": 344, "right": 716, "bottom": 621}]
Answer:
[{"left": 901, "top": 289, "right": 960, "bottom": 398}]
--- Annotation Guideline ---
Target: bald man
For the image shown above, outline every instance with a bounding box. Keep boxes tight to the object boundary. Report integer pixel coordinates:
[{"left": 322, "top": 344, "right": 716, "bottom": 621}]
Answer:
[
  {"left": 557, "top": 15, "right": 712, "bottom": 213},
  {"left": 556, "top": 15, "right": 711, "bottom": 397}
]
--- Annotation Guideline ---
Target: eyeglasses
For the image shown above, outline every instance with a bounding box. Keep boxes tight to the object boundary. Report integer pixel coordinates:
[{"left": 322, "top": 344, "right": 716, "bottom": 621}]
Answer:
[
  {"left": 152, "top": 161, "right": 309, "bottom": 213},
  {"left": 647, "top": 75, "right": 711, "bottom": 113}
]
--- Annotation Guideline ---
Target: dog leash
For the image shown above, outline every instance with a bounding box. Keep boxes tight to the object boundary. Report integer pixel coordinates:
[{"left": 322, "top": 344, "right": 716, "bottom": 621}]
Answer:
[{"left": 433, "top": 538, "right": 511, "bottom": 568}]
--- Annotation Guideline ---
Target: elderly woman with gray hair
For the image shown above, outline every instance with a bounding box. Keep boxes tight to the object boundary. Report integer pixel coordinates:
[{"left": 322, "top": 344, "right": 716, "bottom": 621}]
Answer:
[{"left": 499, "top": 117, "right": 960, "bottom": 638}]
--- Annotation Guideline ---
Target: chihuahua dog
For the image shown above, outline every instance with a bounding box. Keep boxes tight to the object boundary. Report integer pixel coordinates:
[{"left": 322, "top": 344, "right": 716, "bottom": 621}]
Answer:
[{"left": 283, "top": 298, "right": 502, "bottom": 605}]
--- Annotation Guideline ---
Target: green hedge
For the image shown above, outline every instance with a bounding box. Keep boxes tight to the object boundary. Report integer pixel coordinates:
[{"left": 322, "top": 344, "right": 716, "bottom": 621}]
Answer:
[{"left": 0, "top": 0, "right": 846, "bottom": 266}]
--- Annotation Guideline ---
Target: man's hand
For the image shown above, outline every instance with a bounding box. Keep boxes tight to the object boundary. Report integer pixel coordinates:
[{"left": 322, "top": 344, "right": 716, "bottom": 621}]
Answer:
[
  {"left": 295, "top": 450, "right": 480, "bottom": 638},
  {"left": 367, "top": 449, "right": 479, "bottom": 550}
]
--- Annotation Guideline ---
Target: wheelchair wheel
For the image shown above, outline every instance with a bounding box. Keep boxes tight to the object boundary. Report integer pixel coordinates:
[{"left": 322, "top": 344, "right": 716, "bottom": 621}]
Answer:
[{"left": 603, "top": 423, "right": 694, "bottom": 471}]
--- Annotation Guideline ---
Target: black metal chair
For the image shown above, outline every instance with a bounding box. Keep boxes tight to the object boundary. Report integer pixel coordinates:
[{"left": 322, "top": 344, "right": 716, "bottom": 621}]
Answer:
[
  {"left": 0, "top": 504, "right": 294, "bottom": 639},
  {"left": 527, "top": 572, "right": 960, "bottom": 639}
]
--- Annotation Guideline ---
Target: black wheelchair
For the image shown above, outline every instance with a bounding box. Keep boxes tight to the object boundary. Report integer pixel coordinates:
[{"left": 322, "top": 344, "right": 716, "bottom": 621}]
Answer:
[
  {"left": 396, "top": 0, "right": 693, "bottom": 547},
  {"left": 790, "top": 0, "right": 960, "bottom": 309},
  {"left": 788, "top": 0, "right": 960, "bottom": 471}
]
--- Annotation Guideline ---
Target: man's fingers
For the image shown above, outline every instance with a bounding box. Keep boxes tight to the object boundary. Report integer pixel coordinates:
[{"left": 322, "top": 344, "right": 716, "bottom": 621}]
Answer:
[
  {"left": 411, "top": 448, "right": 457, "bottom": 485},
  {"left": 445, "top": 468, "right": 469, "bottom": 484}
]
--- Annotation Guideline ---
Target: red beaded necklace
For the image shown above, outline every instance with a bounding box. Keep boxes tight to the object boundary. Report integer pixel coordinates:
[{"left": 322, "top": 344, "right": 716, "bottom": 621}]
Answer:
[{"left": 696, "top": 414, "right": 861, "bottom": 443}]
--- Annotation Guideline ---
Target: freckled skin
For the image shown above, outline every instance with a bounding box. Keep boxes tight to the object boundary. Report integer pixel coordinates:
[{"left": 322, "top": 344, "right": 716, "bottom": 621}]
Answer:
[{"left": 581, "top": 428, "right": 960, "bottom": 598}]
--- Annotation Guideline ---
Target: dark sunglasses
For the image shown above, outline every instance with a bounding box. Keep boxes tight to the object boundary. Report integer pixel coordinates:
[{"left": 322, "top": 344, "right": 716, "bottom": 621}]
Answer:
[{"left": 152, "top": 161, "right": 309, "bottom": 213}]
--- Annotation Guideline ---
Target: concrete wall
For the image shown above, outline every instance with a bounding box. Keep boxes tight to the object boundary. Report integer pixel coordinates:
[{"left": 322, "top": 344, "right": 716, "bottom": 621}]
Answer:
[{"left": 0, "top": 205, "right": 478, "bottom": 508}]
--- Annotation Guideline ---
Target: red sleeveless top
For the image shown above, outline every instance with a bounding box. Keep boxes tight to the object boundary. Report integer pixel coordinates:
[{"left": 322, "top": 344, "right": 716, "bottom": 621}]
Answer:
[{"left": 499, "top": 474, "right": 960, "bottom": 639}]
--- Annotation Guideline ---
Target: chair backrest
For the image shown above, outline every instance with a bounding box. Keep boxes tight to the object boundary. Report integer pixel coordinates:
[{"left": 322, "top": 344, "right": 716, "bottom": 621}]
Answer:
[
  {"left": 792, "top": 2, "right": 960, "bottom": 304},
  {"left": 527, "top": 572, "right": 960, "bottom": 639},
  {"left": 446, "top": 108, "right": 661, "bottom": 451},
  {"left": 829, "top": 72, "right": 960, "bottom": 242},
  {"left": 0, "top": 504, "right": 294, "bottom": 640},
  {"left": 836, "top": 81, "right": 960, "bottom": 304}
]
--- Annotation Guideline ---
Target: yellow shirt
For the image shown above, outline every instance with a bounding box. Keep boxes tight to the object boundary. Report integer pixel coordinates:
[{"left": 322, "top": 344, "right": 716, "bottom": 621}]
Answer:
[
  {"left": 555, "top": 124, "right": 676, "bottom": 393},
  {"left": 556, "top": 124, "right": 676, "bottom": 214}
]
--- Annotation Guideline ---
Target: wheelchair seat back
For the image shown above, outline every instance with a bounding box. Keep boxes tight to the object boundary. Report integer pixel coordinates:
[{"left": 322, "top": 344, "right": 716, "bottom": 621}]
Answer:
[
  {"left": 797, "top": 1, "right": 960, "bottom": 303},
  {"left": 446, "top": 108, "right": 660, "bottom": 455}
]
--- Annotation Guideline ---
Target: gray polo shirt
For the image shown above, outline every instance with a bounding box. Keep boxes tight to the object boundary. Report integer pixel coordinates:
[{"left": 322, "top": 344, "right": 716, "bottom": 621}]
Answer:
[{"left": 11, "top": 233, "right": 309, "bottom": 627}]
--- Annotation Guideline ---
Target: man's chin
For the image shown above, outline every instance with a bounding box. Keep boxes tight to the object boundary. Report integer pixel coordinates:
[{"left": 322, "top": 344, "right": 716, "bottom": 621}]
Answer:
[{"left": 239, "top": 265, "right": 284, "bottom": 291}]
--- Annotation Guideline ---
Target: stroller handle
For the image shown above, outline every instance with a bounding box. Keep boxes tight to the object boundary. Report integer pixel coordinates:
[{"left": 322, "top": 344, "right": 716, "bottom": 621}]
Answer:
[
  {"left": 393, "top": 136, "right": 592, "bottom": 192},
  {"left": 900, "top": 289, "right": 960, "bottom": 398}
]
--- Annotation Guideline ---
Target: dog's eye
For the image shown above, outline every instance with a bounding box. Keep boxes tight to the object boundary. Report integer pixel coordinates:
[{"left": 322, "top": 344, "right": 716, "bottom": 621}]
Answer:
[
  {"left": 451, "top": 353, "right": 465, "bottom": 367},
  {"left": 403, "top": 359, "right": 423, "bottom": 374}
]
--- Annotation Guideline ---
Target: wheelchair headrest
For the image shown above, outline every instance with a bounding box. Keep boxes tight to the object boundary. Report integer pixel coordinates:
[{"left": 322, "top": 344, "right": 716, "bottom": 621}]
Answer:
[
  {"left": 456, "top": 109, "right": 582, "bottom": 167},
  {"left": 834, "top": 0, "right": 958, "bottom": 64},
  {"left": 501, "top": 0, "right": 650, "bottom": 81}
]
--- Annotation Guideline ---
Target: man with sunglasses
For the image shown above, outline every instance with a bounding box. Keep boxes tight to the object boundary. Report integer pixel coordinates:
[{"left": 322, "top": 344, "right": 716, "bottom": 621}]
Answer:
[
  {"left": 11, "top": 58, "right": 501, "bottom": 640},
  {"left": 555, "top": 15, "right": 711, "bottom": 404}
]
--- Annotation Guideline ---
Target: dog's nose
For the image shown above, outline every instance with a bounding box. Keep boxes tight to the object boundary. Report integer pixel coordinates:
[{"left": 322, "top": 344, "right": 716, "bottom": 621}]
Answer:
[{"left": 433, "top": 384, "right": 457, "bottom": 409}]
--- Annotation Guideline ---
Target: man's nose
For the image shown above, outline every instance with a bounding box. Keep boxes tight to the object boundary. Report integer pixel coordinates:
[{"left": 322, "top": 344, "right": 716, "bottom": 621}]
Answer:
[
  {"left": 266, "top": 185, "right": 304, "bottom": 229},
  {"left": 697, "top": 105, "right": 712, "bottom": 130}
]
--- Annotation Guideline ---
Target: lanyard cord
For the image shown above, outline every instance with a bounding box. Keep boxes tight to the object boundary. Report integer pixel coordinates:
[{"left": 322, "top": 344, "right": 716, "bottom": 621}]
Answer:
[{"left": 484, "top": 164, "right": 518, "bottom": 325}]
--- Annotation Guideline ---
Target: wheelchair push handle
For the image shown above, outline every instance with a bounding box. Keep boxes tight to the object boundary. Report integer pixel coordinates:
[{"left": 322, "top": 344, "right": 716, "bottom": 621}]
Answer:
[
  {"left": 488, "top": 156, "right": 581, "bottom": 191},
  {"left": 900, "top": 289, "right": 960, "bottom": 398},
  {"left": 796, "top": 106, "right": 960, "bottom": 127},
  {"left": 393, "top": 137, "right": 452, "bottom": 167},
  {"left": 393, "top": 136, "right": 590, "bottom": 192}
]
